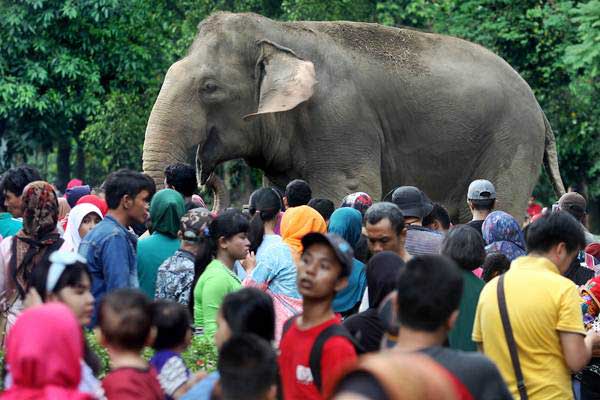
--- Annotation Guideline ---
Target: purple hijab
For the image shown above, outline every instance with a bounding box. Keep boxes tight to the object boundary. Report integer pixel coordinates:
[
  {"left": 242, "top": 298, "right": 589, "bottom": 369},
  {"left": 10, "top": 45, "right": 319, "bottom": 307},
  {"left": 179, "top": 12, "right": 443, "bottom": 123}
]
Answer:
[{"left": 482, "top": 211, "right": 526, "bottom": 261}]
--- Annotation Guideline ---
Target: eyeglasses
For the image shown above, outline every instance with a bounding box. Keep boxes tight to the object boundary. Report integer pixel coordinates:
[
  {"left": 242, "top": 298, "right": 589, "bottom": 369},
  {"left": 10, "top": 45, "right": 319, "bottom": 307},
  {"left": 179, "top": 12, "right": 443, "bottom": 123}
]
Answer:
[{"left": 46, "top": 251, "right": 87, "bottom": 293}]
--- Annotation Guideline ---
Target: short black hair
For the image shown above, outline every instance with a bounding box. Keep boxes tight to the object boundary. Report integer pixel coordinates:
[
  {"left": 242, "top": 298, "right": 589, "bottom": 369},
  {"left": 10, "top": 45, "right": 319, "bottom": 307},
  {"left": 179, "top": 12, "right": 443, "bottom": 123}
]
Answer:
[
  {"left": 526, "top": 211, "right": 586, "bottom": 254},
  {"left": 364, "top": 202, "right": 405, "bottom": 235},
  {"left": 98, "top": 289, "right": 152, "bottom": 352},
  {"left": 469, "top": 198, "right": 495, "bottom": 212},
  {"left": 308, "top": 198, "right": 335, "bottom": 221},
  {"left": 103, "top": 169, "right": 156, "bottom": 210},
  {"left": 441, "top": 225, "right": 486, "bottom": 271},
  {"left": 285, "top": 179, "right": 312, "bottom": 207},
  {"left": 422, "top": 203, "right": 451, "bottom": 230},
  {"left": 482, "top": 252, "right": 510, "bottom": 282},
  {"left": 151, "top": 300, "right": 191, "bottom": 351},
  {"left": 218, "top": 334, "right": 277, "bottom": 400},
  {"left": 1, "top": 165, "right": 42, "bottom": 197},
  {"left": 164, "top": 163, "right": 197, "bottom": 197},
  {"left": 396, "top": 255, "right": 463, "bottom": 332},
  {"left": 221, "top": 288, "right": 275, "bottom": 342}
]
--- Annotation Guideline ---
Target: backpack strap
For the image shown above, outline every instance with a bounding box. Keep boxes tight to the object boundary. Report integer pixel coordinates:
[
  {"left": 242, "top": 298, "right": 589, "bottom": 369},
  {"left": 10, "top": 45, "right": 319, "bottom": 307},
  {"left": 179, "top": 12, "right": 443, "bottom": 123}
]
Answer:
[
  {"left": 309, "top": 324, "right": 361, "bottom": 393},
  {"left": 497, "top": 274, "right": 528, "bottom": 400},
  {"left": 281, "top": 315, "right": 299, "bottom": 338}
]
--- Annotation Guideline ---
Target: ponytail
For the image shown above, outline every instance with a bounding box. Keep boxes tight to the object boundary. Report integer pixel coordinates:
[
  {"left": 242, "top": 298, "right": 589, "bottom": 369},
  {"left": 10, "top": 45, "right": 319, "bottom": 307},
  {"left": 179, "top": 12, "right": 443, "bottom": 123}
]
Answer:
[{"left": 247, "top": 188, "right": 282, "bottom": 253}]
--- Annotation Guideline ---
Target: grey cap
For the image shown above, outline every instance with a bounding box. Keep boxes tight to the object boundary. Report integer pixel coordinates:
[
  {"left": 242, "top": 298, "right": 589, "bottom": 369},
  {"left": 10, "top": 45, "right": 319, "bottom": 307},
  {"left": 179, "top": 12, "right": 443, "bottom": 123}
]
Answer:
[
  {"left": 301, "top": 233, "right": 354, "bottom": 277},
  {"left": 467, "top": 179, "right": 496, "bottom": 200},
  {"left": 391, "top": 186, "right": 434, "bottom": 219}
]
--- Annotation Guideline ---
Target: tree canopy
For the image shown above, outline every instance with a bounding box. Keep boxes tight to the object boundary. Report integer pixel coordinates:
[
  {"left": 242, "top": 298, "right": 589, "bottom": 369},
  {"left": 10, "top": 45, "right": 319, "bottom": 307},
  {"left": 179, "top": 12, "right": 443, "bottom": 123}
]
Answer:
[{"left": 1, "top": 0, "right": 598, "bottom": 214}]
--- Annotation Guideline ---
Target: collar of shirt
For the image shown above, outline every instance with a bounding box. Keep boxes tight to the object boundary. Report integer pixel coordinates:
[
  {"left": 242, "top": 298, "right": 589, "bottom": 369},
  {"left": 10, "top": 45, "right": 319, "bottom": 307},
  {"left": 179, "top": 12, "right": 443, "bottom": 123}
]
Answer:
[{"left": 511, "top": 255, "right": 560, "bottom": 275}]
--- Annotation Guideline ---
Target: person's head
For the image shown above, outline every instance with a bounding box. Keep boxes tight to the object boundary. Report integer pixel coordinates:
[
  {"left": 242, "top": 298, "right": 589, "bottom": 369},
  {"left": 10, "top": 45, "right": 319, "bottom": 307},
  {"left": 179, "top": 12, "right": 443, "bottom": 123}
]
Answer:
[
  {"left": 441, "top": 225, "right": 486, "bottom": 271},
  {"left": 558, "top": 192, "right": 587, "bottom": 224},
  {"left": 65, "top": 185, "right": 91, "bottom": 208},
  {"left": 63, "top": 204, "right": 103, "bottom": 251},
  {"left": 151, "top": 300, "right": 192, "bottom": 352},
  {"left": 6, "top": 303, "right": 83, "bottom": 393},
  {"left": 284, "top": 179, "right": 312, "bottom": 208},
  {"left": 528, "top": 195, "right": 537, "bottom": 206},
  {"left": 481, "top": 252, "right": 511, "bottom": 282},
  {"left": 396, "top": 255, "right": 463, "bottom": 333},
  {"left": 340, "top": 192, "right": 373, "bottom": 216},
  {"left": 211, "top": 209, "right": 250, "bottom": 260},
  {"left": 1, "top": 165, "right": 42, "bottom": 218},
  {"left": 422, "top": 203, "right": 451, "bottom": 233},
  {"left": 103, "top": 169, "right": 156, "bottom": 224},
  {"left": 29, "top": 251, "right": 95, "bottom": 326},
  {"left": 297, "top": 233, "right": 352, "bottom": 301},
  {"left": 149, "top": 189, "right": 186, "bottom": 238},
  {"left": 391, "top": 186, "right": 433, "bottom": 223},
  {"left": 308, "top": 198, "right": 335, "bottom": 223},
  {"left": 280, "top": 205, "right": 327, "bottom": 257},
  {"left": 76, "top": 194, "right": 108, "bottom": 216},
  {"left": 525, "top": 211, "right": 586, "bottom": 273},
  {"left": 164, "top": 163, "right": 197, "bottom": 198},
  {"left": 367, "top": 251, "right": 405, "bottom": 309},
  {"left": 247, "top": 188, "right": 282, "bottom": 252},
  {"left": 328, "top": 207, "right": 363, "bottom": 249},
  {"left": 215, "top": 287, "right": 275, "bottom": 349},
  {"left": 364, "top": 202, "right": 406, "bottom": 255},
  {"left": 179, "top": 207, "right": 213, "bottom": 252},
  {"left": 217, "top": 334, "right": 278, "bottom": 400},
  {"left": 98, "top": 289, "right": 154, "bottom": 353},
  {"left": 482, "top": 210, "right": 527, "bottom": 261},
  {"left": 20, "top": 181, "right": 59, "bottom": 239},
  {"left": 467, "top": 179, "right": 496, "bottom": 215}
]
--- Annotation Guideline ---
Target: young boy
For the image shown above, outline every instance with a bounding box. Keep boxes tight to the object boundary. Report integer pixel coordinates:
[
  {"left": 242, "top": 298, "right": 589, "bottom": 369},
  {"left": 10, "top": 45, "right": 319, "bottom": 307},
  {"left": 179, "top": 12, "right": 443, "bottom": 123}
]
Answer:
[
  {"left": 278, "top": 232, "right": 357, "bottom": 399},
  {"left": 80, "top": 169, "right": 155, "bottom": 325},
  {"left": 98, "top": 289, "right": 163, "bottom": 399},
  {"left": 150, "top": 300, "right": 203, "bottom": 399}
]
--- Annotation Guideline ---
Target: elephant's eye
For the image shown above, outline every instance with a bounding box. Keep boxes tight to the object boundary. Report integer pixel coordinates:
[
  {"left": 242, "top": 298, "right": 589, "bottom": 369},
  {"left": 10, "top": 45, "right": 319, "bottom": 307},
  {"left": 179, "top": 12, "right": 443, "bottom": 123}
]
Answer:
[{"left": 202, "top": 82, "right": 218, "bottom": 94}]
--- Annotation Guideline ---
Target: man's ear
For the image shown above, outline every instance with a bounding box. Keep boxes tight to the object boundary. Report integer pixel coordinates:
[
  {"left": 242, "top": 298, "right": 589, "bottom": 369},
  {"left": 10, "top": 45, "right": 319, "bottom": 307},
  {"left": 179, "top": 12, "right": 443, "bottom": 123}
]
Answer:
[
  {"left": 145, "top": 326, "right": 157, "bottom": 347},
  {"left": 121, "top": 194, "right": 133, "bottom": 210},
  {"left": 446, "top": 309, "right": 459, "bottom": 331},
  {"left": 266, "top": 384, "right": 277, "bottom": 400},
  {"left": 335, "top": 276, "right": 349, "bottom": 293}
]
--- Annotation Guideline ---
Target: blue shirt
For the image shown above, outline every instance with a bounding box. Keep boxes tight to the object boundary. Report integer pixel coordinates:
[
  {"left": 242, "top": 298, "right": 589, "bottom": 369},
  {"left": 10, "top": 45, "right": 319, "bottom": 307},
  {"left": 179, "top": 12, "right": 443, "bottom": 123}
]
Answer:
[
  {"left": 79, "top": 215, "right": 139, "bottom": 325},
  {"left": 181, "top": 371, "right": 219, "bottom": 400}
]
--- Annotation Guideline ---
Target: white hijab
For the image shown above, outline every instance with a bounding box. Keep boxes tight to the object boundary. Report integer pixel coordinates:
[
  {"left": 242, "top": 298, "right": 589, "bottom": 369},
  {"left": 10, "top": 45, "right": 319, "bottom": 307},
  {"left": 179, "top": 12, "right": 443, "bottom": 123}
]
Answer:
[{"left": 60, "top": 203, "right": 103, "bottom": 253}]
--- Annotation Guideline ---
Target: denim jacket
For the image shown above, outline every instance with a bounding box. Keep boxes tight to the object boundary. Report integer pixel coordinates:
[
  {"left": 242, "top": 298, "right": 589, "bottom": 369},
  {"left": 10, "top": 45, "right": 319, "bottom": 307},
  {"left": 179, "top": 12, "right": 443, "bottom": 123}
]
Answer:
[{"left": 79, "top": 215, "right": 139, "bottom": 325}]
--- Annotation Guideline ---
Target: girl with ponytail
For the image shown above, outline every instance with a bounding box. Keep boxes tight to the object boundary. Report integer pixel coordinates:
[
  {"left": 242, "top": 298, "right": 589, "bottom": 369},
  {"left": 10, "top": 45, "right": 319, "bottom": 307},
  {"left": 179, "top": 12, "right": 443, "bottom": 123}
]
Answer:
[{"left": 242, "top": 188, "right": 302, "bottom": 343}]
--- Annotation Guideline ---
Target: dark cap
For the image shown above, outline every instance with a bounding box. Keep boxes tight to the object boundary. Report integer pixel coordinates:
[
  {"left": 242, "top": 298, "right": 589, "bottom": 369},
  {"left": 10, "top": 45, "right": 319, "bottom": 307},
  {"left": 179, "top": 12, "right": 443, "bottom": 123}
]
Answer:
[
  {"left": 391, "top": 186, "right": 433, "bottom": 219},
  {"left": 558, "top": 192, "right": 587, "bottom": 215},
  {"left": 301, "top": 233, "right": 354, "bottom": 277}
]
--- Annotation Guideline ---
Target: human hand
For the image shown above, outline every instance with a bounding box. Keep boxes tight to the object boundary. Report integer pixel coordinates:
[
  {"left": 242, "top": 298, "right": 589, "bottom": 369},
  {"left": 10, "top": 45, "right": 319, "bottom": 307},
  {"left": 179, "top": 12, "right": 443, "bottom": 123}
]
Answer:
[{"left": 241, "top": 251, "right": 256, "bottom": 273}]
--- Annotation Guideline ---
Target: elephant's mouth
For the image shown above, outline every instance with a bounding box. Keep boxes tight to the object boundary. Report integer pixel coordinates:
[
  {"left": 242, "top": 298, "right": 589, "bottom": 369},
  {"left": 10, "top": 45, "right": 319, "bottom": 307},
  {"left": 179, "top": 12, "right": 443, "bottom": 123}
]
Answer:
[{"left": 198, "top": 126, "right": 221, "bottom": 185}]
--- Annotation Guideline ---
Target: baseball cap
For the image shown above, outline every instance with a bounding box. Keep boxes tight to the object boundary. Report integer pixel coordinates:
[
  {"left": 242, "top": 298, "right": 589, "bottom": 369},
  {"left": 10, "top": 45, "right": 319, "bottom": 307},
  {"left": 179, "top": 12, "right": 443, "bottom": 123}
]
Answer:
[
  {"left": 301, "top": 232, "right": 354, "bottom": 277},
  {"left": 558, "top": 192, "right": 587, "bottom": 214},
  {"left": 467, "top": 179, "right": 496, "bottom": 200},
  {"left": 391, "top": 186, "right": 433, "bottom": 219},
  {"left": 180, "top": 207, "right": 214, "bottom": 242}
]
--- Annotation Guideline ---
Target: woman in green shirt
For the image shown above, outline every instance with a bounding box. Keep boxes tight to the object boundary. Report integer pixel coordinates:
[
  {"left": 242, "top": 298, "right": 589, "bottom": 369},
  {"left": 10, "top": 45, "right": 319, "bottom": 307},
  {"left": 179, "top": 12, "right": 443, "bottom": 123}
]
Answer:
[{"left": 193, "top": 209, "right": 251, "bottom": 337}]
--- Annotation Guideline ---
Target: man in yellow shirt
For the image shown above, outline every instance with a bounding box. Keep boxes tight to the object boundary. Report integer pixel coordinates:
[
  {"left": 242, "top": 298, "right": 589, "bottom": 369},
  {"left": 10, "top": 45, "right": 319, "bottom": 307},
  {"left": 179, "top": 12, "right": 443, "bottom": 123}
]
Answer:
[{"left": 473, "top": 211, "right": 600, "bottom": 400}]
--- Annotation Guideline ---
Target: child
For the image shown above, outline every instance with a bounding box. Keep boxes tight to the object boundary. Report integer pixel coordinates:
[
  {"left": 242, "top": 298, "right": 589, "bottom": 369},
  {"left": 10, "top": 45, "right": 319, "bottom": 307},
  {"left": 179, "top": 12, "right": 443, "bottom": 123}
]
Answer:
[
  {"left": 577, "top": 276, "right": 600, "bottom": 398},
  {"left": 98, "top": 289, "right": 163, "bottom": 399},
  {"left": 150, "top": 300, "right": 203, "bottom": 399},
  {"left": 61, "top": 203, "right": 103, "bottom": 252},
  {"left": 278, "top": 232, "right": 357, "bottom": 400}
]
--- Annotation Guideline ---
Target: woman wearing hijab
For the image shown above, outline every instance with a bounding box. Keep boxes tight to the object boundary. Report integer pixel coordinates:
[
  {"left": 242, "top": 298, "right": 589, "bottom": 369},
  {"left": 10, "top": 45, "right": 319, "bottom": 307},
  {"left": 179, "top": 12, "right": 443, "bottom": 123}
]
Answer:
[
  {"left": 137, "top": 189, "right": 186, "bottom": 298},
  {"left": 1, "top": 303, "right": 93, "bottom": 400},
  {"left": 60, "top": 203, "right": 103, "bottom": 253},
  {"left": 343, "top": 251, "right": 404, "bottom": 352},
  {"left": 280, "top": 205, "right": 327, "bottom": 264},
  {"left": 482, "top": 210, "right": 527, "bottom": 261},
  {"left": 328, "top": 207, "right": 367, "bottom": 316},
  {"left": 0, "top": 181, "right": 63, "bottom": 343}
]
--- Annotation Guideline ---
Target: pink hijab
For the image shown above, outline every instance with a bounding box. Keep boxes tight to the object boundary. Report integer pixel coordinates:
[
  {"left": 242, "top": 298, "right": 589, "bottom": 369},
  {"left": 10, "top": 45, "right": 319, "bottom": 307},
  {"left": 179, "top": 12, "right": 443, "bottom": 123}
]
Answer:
[{"left": 2, "top": 303, "right": 92, "bottom": 400}]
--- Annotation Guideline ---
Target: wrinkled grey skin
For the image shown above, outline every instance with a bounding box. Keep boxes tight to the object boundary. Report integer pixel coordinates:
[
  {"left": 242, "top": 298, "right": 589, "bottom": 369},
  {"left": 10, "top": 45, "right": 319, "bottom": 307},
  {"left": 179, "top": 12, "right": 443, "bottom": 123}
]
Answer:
[{"left": 143, "top": 12, "right": 564, "bottom": 221}]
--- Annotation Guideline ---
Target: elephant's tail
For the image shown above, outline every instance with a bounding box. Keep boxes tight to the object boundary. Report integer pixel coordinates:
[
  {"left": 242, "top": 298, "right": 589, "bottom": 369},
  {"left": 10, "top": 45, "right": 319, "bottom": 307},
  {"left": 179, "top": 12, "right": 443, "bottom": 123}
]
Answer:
[{"left": 542, "top": 111, "right": 566, "bottom": 197}]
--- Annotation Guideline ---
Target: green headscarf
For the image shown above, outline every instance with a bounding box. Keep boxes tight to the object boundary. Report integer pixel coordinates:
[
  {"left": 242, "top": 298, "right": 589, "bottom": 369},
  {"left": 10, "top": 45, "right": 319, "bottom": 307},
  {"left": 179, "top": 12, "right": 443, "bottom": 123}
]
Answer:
[
  {"left": 328, "top": 207, "right": 362, "bottom": 249},
  {"left": 149, "top": 189, "right": 185, "bottom": 238}
]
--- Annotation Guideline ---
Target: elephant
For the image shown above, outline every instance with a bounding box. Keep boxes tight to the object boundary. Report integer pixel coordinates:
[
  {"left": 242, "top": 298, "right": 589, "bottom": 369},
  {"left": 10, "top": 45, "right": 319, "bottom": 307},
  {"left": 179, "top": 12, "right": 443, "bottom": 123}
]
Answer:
[{"left": 142, "top": 12, "right": 565, "bottom": 221}]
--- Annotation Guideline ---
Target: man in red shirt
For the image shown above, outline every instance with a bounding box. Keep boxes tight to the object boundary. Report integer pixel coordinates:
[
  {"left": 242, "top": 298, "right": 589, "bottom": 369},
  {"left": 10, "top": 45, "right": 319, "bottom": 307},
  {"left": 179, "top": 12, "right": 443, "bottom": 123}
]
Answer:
[{"left": 279, "top": 232, "right": 358, "bottom": 399}]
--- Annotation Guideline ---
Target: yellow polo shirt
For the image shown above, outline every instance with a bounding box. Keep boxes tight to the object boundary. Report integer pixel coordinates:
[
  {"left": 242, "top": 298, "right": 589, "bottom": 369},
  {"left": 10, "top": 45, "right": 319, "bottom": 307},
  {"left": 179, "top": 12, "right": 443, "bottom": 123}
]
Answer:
[{"left": 472, "top": 256, "right": 585, "bottom": 400}]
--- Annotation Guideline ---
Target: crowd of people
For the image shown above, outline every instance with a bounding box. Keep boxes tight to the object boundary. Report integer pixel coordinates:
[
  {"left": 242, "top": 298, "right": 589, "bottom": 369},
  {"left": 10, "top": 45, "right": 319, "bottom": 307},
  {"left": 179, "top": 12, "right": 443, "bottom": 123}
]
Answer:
[{"left": 0, "top": 163, "right": 599, "bottom": 400}]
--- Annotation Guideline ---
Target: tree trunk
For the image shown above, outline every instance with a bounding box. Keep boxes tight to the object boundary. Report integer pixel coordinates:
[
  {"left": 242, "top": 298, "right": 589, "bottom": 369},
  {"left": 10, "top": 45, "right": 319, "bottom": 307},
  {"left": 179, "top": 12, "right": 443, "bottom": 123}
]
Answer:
[
  {"left": 76, "top": 137, "right": 85, "bottom": 181},
  {"left": 56, "top": 139, "right": 71, "bottom": 192}
]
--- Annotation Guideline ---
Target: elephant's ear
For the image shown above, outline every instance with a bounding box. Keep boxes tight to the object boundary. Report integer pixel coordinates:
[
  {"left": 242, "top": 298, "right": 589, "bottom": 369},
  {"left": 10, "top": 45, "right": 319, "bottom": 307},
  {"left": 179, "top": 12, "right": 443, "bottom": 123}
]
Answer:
[{"left": 243, "top": 40, "right": 316, "bottom": 120}]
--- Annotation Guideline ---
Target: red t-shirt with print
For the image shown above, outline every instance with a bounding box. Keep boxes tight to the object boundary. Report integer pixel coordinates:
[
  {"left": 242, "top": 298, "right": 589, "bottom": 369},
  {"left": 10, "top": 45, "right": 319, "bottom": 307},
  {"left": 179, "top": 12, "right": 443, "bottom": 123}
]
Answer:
[{"left": 278, "top": 315, "right": 357, "bottom": 400}]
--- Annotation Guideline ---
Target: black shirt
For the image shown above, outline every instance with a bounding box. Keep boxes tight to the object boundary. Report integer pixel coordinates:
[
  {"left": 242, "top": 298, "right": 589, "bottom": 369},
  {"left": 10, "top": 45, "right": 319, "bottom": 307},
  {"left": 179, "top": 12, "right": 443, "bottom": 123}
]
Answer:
[
  {"left": 343, "top": 309, "right": 386, "bottom": 353},
  {"left": 466, "top": 219, "right": 484, "bottom": 236}
]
